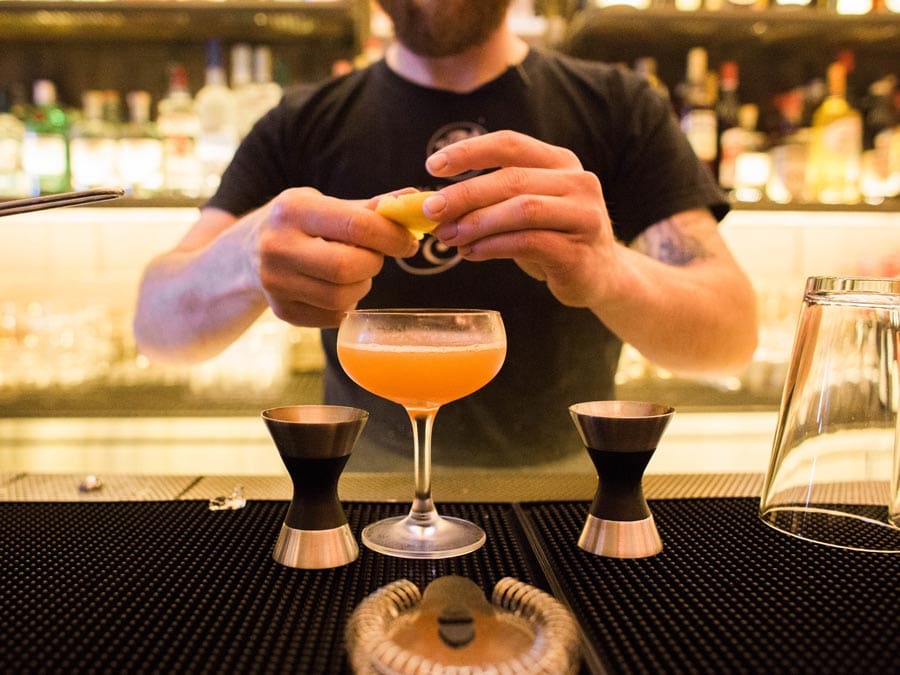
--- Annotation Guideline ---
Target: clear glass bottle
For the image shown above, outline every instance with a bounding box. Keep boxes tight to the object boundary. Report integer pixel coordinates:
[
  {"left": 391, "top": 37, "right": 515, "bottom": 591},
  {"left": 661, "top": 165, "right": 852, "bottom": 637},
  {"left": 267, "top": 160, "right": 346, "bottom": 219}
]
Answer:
[
  {"left": 194, "top": 39, "right": 239, "bottom": 197},
  {"left": 250, "top": 46, "right": 284, "bottom": 122},
  {"left": 634, "top": 57, "right": 671, "bottom": 106},
  {"left": 21, "top": 79, "right": 70, "bottom": 195},
  {"left": 230, "top": 43, "right": 256, "bottom": 138},
  {"left": 118, "top": 90, "right": 164, "bottom": 198},
  {"left": 157, "top": 64, "right": 202, "bottom": 198},
  {"left": 805, "top": 61, "right": 862, "bottom": 204},
  {"left": 69, "top": 89, "right": 119, "bottom": 190},
  {"left": 678, "top": 47, "right": 717, "bottom": 176},
  {"left": 716, "top": 61, "right": 741, "bottom": 189},
  {"left": 0, "top": 87, "right": 27, "bottom": 197}
]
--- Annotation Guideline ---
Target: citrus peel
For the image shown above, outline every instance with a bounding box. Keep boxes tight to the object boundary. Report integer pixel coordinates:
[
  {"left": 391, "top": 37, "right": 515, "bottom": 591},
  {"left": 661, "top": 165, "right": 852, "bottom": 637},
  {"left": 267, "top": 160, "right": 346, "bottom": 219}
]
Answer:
[{"left": 376, "top": 191, "right": 439, "bottom": 240}]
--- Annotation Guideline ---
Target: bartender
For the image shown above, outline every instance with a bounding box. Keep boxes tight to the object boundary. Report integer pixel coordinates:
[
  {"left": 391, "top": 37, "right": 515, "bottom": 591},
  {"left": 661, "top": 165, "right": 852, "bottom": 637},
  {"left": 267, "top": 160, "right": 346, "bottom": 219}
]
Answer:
[{"left": 133, "top": 0, "right": 758, "bottom": 470}]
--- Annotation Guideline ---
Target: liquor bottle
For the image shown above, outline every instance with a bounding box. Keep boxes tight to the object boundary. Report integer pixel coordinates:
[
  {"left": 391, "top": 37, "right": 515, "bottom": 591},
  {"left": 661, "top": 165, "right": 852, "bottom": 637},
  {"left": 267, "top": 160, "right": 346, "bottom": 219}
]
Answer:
[
  {"left": 634, "top": 57, "right": 671, "bottom": 106},
  {"left": 860, "top": 76, "right": 898, "bottom": 203},
  {"left": 731, "top": 105, "right": 771, "bottom": 202},
  {"left": 715, "top": 61, "right": 741, "bottom": 188},
  {"left": 831, "top": 0, "right": 873, "bottom": 14},
  {"left": 69, "top": 90, "right": 119, "bottom": 190},
  {"left": 805, "top": 61, "right": 862, "bottom": 204},
  {"left": 194, "top": 39, "right": 239, "bottom": 197},
  {"left": 678, "top": 47, "right": 717, "bottom": 176},
  {"left": 766, "top": 89, "right": 809, "bottom": 204},
  {"left": 157, "top": 64, "right": 202, "bottom": 198},
  {"left": 21, "top": 79, "right": 70, "bottom": 195},
  {"left": 230, "top": 43, "right": 256, "bottom": 138},
  {"left": 0, "top": 87, "right": 27, "bottom": 197},
  {"left": 250, "top": 46, "right": 284, "bottom": 120},
  {"left": 118, "top": 90, "right": 164, "bottom": 197}
]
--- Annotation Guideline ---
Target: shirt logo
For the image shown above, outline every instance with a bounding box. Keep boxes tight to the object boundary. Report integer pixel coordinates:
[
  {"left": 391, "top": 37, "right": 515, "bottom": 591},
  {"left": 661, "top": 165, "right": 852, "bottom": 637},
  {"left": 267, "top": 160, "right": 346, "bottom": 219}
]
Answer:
[{"left": 396, "top": 121, "right": 488, "bottom": 276}]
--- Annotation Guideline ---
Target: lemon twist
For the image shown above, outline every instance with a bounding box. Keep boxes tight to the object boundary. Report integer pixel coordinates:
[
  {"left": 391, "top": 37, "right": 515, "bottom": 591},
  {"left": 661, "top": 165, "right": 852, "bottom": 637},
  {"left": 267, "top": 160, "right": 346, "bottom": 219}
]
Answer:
[{"left": 376, "top": 191, "right": 439, "bottom": 240}]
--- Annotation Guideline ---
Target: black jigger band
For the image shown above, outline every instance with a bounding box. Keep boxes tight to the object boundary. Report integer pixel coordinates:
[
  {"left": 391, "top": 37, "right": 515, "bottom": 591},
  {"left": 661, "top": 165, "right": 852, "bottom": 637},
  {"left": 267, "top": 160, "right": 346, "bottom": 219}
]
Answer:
[
  {"left": 588, "top": 448, "right": 654, "bottom": 521},
  {"left": 282, "top": 455, "right": 351, "bottom": 530}
]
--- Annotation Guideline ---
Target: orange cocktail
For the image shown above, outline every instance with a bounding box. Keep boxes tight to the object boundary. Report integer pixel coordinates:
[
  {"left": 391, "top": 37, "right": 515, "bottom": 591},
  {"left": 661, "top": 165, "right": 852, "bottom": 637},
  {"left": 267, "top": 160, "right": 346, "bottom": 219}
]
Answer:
[
  {"left": 336, "top": 342, "right": 505, "bottom": 410},
  {"left": 336, "top": 309, "right": 507, "bottom": 559}
]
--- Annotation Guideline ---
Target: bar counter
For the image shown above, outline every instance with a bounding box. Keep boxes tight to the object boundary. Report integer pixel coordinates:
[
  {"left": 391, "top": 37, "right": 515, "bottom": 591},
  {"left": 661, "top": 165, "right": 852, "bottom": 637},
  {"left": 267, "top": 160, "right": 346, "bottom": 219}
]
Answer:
[{"left": 3, "top": 469, "right": 899, "bottom": 674}]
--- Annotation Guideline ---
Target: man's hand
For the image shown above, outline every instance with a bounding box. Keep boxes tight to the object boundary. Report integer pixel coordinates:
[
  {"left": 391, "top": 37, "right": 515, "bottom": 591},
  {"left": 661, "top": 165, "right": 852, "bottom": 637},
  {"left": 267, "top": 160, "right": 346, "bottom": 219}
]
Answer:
[
  {"left": 244, "top": 187, "right": 419, "bottom": 327},
  {"left": 423, "top": 130, "right": 620, "bottom": 310}
]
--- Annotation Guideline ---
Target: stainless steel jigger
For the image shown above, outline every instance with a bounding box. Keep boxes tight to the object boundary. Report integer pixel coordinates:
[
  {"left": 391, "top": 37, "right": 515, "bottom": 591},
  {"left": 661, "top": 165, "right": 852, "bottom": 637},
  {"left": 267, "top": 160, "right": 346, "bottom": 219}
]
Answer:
[
  {"left": 262, "top": 405, "right": 368, "bottom": 569},
  {"left": 569, "top": 401, "right": 674, "bottom": 559}
]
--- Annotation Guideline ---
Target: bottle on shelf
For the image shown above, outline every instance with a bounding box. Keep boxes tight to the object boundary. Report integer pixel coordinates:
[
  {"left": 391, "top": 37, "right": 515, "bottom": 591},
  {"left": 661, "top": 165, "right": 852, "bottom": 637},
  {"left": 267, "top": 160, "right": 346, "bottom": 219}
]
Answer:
[
  {"left": 21, "top": 79, "right": 70, "bottom": 196},
  {"left": 766, "top": 88, "right": 810, "bottom": 204},
  {"left": 805, "top": 60, "right": 863, "bottom": 204},
  {"left": 716, "top": 61, "right": 741, "bottom": 189},
  {"left": 772, "top": 0, "right": 815, "bottom": 7},
  {"left": 634, "top": 57, "right": 671, "bottom": 108},
  {"left": 677, "top": 47, "right": 718, "bottom": 177},
  {"left": 194, "top": 38, "right": 239, "bottom": 197},
  {"left": 157, "top": 63, "right": 202, "bottom": 198},
  {"left": 731, "top": 105, "right": 771, "bottom": 203},
  {"left": 69, "top": 89, "right": 120, "bottom": 191},
  {"left": 0, "top": 87, "right": 27, "bottom": 197},
  {"left": 250, "top": 46, "right": 284, "bottom": 121},
  {"left": 830, "top": 0, "right": 873, "bottom": 15},
  {"left": 118, "top": 90, "right": 164, "bottom": 198},
  {"left": 725, "top": 0, "right": 768, "bottom": 9},
  {"left": 230, "top": 43, "right": 256, "bottom": 139},
  {"left": 860, "top": 76, "right": 899, "bottom": 203}
]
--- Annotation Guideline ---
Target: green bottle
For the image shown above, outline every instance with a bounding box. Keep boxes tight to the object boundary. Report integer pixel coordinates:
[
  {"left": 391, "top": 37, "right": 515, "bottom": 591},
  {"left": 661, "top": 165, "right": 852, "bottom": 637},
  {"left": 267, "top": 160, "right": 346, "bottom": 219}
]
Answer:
[{"left": 22, "top": 79, "right": 70, "bottom": 195}]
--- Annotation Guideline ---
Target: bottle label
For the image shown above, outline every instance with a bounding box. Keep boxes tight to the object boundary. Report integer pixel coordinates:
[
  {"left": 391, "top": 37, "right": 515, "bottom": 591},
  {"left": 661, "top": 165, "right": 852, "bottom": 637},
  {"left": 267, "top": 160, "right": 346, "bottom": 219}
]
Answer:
[
  {"left": 822, "top": 117, "right": 862, "bottom": 156},
  {"left": 681, "top": 109, "right": 717, "bottom": 162},
  {"left": 22, "top": 132, "right": 67, "bottom": 176}
]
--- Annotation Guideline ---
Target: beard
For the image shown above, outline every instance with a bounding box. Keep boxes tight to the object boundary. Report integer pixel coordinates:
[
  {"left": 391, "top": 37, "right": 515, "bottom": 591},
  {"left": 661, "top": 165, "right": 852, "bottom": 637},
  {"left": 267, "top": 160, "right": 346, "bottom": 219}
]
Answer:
[{"left": 376, "top": 0, "right": 513, "bottom": 58}]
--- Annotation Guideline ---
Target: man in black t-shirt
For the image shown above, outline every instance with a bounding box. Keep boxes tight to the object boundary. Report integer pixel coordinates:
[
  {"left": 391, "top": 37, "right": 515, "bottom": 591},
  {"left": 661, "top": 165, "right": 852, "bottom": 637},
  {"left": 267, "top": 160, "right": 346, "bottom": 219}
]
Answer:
[{"left": 134, "top": 1, "right": 758, "bottom": 470}]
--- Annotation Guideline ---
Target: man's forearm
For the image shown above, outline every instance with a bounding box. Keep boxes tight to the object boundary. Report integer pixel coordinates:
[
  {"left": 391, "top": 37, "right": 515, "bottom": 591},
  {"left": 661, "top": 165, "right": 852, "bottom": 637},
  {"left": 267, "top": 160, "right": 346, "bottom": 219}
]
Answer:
[{"left": 133, "top": 225, "right": 268, "bottom": 364}]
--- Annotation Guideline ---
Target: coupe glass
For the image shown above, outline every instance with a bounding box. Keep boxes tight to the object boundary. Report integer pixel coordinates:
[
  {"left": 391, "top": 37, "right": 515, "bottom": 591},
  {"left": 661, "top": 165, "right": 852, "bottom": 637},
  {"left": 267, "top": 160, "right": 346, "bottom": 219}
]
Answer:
[{"left": 337, "top": 309, "right": 506, "bottom": 559}]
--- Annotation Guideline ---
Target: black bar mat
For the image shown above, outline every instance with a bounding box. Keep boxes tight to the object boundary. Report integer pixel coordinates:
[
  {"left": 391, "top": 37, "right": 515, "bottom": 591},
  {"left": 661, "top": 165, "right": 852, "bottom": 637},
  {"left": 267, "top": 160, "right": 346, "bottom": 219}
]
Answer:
[
  {"left": 520, "top": 498, "right": 900, "bottom": 675},
  {"left": 0, "top": 501, "right": 546, "bottom": 674}
]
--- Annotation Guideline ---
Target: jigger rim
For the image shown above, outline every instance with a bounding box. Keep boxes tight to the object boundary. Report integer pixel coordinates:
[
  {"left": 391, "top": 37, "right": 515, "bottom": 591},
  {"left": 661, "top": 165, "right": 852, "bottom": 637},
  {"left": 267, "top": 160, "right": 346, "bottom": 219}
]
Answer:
[
  {"left": 262, "top": 404, "right": 369, "bottom": 424},
  {"left": 570, "top": 400, "right": 674, "bottom": 419}
]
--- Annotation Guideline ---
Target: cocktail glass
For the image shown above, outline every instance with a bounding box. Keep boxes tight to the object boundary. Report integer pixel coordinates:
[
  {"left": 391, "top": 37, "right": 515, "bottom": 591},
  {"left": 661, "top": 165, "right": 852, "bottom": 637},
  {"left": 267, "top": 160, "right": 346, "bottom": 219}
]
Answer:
[{"left": 337, "top": 309, "right": 506, "bottom": 559}]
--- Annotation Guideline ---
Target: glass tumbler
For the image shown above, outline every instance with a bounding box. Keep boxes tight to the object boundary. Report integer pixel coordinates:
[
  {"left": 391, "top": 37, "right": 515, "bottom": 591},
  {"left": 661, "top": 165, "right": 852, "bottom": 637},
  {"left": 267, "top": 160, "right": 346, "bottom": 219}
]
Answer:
[{"left": 760, "top": 276, "right": 900, "bottom": 552}]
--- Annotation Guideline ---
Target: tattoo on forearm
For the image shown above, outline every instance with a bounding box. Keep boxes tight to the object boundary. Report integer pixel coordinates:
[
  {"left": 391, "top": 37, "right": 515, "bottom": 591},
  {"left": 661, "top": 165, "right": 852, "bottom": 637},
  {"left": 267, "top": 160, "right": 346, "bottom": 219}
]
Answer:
[{"left": 636, "top": 214, "right": 712, "bottom": 266}]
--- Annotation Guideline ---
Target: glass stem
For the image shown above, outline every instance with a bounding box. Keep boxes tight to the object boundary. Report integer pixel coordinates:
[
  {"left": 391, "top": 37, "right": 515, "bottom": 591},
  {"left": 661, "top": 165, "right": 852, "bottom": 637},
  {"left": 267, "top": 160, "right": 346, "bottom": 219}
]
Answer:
[{"left": 407, "top": 408, "right": 438, "bottom": 525}]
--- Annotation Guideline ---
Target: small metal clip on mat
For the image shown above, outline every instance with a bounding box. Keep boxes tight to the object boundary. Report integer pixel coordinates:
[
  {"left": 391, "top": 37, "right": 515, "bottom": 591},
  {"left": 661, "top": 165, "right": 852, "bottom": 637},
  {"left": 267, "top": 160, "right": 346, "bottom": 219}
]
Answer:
[{"left": 208, "top": 485, "right": 246, "bottom": 511}]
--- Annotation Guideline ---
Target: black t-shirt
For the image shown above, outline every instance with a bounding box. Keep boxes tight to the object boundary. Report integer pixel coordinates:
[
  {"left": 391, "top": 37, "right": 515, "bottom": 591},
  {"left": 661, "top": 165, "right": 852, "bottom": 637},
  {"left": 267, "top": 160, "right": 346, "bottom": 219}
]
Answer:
[{"left": 208, "top": 48, "right": 727, "bottom": 467}]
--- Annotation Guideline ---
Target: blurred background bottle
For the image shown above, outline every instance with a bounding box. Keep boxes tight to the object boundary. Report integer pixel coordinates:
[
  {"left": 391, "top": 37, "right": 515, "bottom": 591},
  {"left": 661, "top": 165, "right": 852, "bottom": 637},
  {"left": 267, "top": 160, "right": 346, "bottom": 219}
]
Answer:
[
  {"left": 716, "top": 61, "right": 741, "bottom": 189},
  {"left": 69, "top": 90, "right": 119, "bottom": 190},
  {"left": 250, "top": 46, "right": 284, "bottom": 124},
  {"left": 806, "top": 61, "right": 862, "bottom": 204},
  {"left": 118, "top": 90, "right": 164, "bottom": 198},
  {"left": 0, "top": 87, "right": 27, "bottom": 197},
  {"left": 22, "top": 79, "right": 70, "bottom": 195},
  {"left": 678, "top": 47, "right": 718, "bottom": 177},
  {"left": 634, "top": 57, "right": 671, "bottom": 108},
  {"left": 194, "top": 38, "right": 239, "bottom": 197},
  {"left": 157, "top": 64, "right": 202, "bottom": 198}
]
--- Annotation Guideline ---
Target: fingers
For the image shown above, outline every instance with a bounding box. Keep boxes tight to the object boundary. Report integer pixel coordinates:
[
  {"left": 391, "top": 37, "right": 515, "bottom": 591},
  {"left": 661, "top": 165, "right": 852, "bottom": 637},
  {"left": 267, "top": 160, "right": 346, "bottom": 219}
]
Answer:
[
  {"left": 271, "top": 188, "right": 418, "bottom": 259},
  {"left": 425, "top": 130, "right": 580, "bottom": 177},
  {"left": 426, "top": 167, "right": 595, "bottom": 223}
]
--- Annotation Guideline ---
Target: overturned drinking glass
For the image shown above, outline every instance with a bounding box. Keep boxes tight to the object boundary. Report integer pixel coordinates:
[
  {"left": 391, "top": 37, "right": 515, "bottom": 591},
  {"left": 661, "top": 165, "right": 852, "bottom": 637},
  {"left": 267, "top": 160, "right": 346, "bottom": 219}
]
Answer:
[{"left": 760, "top": 277, "right": 900, "bottom": 553}]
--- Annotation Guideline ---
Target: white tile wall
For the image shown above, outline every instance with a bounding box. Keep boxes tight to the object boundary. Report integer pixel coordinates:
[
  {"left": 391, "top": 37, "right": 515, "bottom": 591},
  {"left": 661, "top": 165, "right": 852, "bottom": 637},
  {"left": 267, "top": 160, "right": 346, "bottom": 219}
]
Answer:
[{"left": 0, "top": 207, "right": 198, "bottom": 311}]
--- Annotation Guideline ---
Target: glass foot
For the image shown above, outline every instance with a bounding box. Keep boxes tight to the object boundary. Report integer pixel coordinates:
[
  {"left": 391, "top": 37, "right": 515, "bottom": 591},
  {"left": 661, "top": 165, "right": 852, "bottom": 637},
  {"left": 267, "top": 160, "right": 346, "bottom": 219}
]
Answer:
[{"left": 362, "top": 513, "right": 485, "bottom": 559}]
